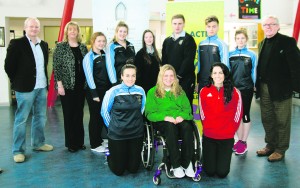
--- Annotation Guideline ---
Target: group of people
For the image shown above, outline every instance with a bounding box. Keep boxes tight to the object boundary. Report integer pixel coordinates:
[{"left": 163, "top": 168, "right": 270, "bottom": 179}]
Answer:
[{"left": 4, "top": 13, "right": 300, "bottom": 181}]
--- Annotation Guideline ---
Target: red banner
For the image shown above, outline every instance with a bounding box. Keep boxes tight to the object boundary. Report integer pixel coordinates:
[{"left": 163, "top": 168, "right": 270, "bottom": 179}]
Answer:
[{"left": 292, "top": 0, "right": 300, "bottom": 42}]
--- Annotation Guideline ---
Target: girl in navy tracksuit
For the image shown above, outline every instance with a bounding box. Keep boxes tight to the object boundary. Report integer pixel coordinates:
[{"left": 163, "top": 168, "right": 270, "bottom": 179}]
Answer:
[
  {"left": 83, "top": 32, "right": 115, "bottom": 152},
  {"left": 106, "top": 21, "right": 135, "bottom": 85},
  {"left": 229, "top": 29, "right": 257, "bottom": 155},
  {"left": 101, "top": 64, "right": 146, "bottom": 176}
]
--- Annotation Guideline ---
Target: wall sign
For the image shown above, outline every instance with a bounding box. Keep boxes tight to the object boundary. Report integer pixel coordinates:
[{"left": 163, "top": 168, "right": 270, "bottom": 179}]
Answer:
[{"left": 239, "top": 0, "right": 261, "bottom": 19}]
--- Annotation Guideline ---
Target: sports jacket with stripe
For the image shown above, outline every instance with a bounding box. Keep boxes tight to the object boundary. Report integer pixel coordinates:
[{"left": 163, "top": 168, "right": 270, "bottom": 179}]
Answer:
[
  {"left": 199, "top": 86, "right": 242, "bottom": 139},
  {"left": 197, "top": 35, "right": 229, "bottom": 88},
  {"left": 101, "top": 82, "right": 146, "bottom": 140}
]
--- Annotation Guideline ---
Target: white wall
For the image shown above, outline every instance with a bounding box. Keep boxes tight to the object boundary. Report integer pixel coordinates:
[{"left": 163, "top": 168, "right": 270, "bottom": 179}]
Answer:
[{"left": 92, "top": 0, "right": 150, "bottom": 51}]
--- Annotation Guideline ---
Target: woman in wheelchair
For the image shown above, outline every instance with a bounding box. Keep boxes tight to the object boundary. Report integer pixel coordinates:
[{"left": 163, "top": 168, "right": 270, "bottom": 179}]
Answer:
[
  {"left": 145, "top": 64, "right": 195, "bottom": 178},
  {"left": 101, "top": 64, "right": 146, "bottom": 176},
  {"left": 199, "top": 62, "right": 242, "bottom": 178}
]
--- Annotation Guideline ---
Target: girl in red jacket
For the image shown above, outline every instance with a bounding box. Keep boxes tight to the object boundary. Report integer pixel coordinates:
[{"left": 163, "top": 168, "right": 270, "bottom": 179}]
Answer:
[{"left": 199, "top": 62, "right": 242, "bottom": 178}]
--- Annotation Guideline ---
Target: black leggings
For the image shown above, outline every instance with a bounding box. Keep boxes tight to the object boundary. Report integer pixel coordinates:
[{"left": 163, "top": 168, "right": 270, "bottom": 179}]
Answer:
[
  {"left": 202, "top": 135, "right": 234, "bottom": 178},
  {"left": 107, "top": 137, "right": 143, "bottom": 176},
  {"left": 153, "top": 120, "right": 194, "bottom": 169},
  {"left": 240, "top": 89, "right": 254, "bottom": 123}
]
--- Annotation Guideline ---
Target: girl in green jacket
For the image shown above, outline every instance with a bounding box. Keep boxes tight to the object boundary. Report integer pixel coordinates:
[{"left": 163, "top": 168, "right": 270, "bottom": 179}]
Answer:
[{"left": 145, "top": 64, "right": 195, "bottom": 178}]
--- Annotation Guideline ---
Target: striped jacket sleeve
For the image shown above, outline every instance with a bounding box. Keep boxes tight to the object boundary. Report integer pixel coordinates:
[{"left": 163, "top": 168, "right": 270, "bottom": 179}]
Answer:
[
  {"left": 250, "top": 51, "right": 258, "bottom": 85},
  {"left": 83, "top": 50, "right": 97, "bottom": 90},
  {"left": 218, "top": 39, "right": 229, "bottom": 68},
  {"left": 101, "top": 87, "right": 116, "bottom": 127},
  {"left": 105, "top": 43, "right": 117, "bottom": 84},
  {"left": 233, "top": 88, "right": 243, "bottom": 128}
]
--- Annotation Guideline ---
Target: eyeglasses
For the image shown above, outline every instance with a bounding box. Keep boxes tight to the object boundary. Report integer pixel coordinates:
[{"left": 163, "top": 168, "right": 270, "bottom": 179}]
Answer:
[{"left": 262, "top": 23, "right": 278, "bottom": 28}]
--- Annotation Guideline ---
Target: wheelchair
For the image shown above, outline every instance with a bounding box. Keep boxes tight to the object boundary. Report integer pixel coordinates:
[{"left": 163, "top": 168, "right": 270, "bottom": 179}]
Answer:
[{"left": 141, "top": 120, "right": 202, "bottom": 185}]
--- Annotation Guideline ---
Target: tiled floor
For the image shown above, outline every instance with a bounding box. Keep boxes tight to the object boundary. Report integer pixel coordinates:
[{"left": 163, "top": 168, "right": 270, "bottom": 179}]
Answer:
[{"left": 0, "top": 98, "right": 299, "bottom": 188}]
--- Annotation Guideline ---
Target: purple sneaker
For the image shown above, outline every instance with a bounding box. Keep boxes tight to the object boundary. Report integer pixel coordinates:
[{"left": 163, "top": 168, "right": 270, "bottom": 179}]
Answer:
[
  {"left": 233, "top": 140, "right": 241, "bottom": 152},
  {"left": 235, "top": 142, "right": 248, "bottom": 155}
]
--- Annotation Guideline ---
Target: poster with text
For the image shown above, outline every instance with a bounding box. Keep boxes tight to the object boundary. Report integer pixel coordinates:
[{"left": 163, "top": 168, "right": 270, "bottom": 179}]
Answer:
[{"left": 239, "top": 0, "right": 261, "bottom": 19}]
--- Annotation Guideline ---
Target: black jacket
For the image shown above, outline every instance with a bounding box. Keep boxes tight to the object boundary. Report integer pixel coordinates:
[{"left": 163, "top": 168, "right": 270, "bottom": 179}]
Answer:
[
  {"left": 162, "top": 33, "right": 196, "bottom": 81},
  {"left": 134, "top": 49, "right": 160, "bottom": 94},
  {"left": 256, "top": 33, "right": 300, "bottom": 101},
  {"left": 4, "top": 36, "right": 49, "bottom": 92}
]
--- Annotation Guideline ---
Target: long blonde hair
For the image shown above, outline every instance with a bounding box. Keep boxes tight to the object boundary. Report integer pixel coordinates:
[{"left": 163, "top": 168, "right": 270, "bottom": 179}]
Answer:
[
  {"left": 63, "top": 21, "right": 82, "bottom": 42},
  {"left": 155, "top": 64, "right": 183, "bottom": 98}
]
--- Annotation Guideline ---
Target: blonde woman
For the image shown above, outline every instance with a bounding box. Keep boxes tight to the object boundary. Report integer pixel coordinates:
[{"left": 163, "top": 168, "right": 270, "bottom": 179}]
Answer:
[
  {"left": 106, "top": 21, "right": 135, "bottom": 84},
  {"left": 53, "top": 21, "right": 88, "bottom": 153},
  {"left": 145, "top": 64, "right": 195, "bottom": 178}
]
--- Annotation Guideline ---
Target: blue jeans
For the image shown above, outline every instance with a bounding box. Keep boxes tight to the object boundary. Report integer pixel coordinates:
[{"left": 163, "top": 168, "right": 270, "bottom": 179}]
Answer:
[{"left": 13, "top": 88, "right": 47, "bottom": 155}]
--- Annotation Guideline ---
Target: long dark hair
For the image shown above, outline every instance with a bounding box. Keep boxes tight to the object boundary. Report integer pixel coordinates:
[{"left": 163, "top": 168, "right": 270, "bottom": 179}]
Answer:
[
  {"left": 208, "top": 62, "right": 234, "bottom": 104},
  {"left": 141, "top": 30, "right": 161, "bottom": 64}
]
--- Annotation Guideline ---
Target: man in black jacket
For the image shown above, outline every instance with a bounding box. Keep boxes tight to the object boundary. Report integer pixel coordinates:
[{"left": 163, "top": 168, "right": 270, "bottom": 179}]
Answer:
[
  {"left": 255, "top": 15, "right": 300, "bottom": 162},
  {"left": 4, "top": 17, "right": 53, "bottom": 163},
  {"left": 162, "top": 14, "right": 196, "bottom": 108}
]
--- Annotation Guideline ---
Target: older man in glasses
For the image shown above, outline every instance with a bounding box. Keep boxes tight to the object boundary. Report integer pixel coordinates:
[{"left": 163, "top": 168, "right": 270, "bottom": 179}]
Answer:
[{"left": 255, "top": 15, "right": 300, "bottom": 162}]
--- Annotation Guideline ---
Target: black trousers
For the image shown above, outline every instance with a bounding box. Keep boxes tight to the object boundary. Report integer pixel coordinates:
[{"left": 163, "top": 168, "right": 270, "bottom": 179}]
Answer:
[
  {"left": 86, "top": 88, "right": 108, "bottom": 149},
  {"left": 107, "top": 137, "right": 143, "bottom": 176},
  {"left": 60, "top": 89, "right": 85, "bottom": 150},
  {"left": 153, "top": 120, "right": 194, "bottom": 169},
  {"left": 202, "top": 135, "right": 234, "bottom": 178}
]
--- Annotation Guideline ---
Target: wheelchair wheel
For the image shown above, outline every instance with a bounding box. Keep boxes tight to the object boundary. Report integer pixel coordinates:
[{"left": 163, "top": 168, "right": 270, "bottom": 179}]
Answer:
[
  {"left": 153, "top": 176, "right": 161, "bottom": 185},
  {"left": 192, "top": 173, "right": 201, "bottom": 182},
  {"left": 192, "top": 122, "right": 202, "bottom": 163},
  {"left": 141, "top": 122, "right": 155, "bottom": 171}
]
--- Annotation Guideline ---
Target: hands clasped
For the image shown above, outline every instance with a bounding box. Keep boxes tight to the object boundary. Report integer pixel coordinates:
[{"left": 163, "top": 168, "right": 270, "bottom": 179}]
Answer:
[{"left": 164, "top": 116, "right": 184, "bottom": 124}]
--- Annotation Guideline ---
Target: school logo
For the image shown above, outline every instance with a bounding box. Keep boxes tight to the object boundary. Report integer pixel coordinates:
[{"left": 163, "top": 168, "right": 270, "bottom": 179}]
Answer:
[
  {"left": 212, "top": 46, "right": 218, "bottom": 54},
  {"left": 136, "top": 95, "right": 142, "bottom": 104},
  {"left": 244, "top": 57, "right": 251, "bottom": 65},
  {"left": 179, "top": 40, "right": 183, "bottom": 45}
]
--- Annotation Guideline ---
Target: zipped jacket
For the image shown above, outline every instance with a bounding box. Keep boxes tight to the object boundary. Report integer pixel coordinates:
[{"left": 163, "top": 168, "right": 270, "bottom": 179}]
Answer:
[
  {"left": 199, "top": 86, "right": 242, "bottom": 139},
  {"left": 229, "top": 47, "right": 257, "bottom": 91},
  {"left": 197, "top": 35, "right": 229, "bottom": 87},
  {"left": 101, "top": 83, "right": 146, "bottom": 140}
]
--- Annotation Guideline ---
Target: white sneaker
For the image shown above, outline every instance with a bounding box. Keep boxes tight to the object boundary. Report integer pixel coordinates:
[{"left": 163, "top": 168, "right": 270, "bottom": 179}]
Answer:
[
  {"left": 184, "top": 162, "right": 195, "bottom": 178},
  {"left": 172, "top": 166, "right": 185, "bottom": 178},
  {"left": 91, "top": 145, "right": 106, "bottom": 153},
  {"left": 103, "top": 139, "right": 108, "bottom": 143},
  {"left": 102, "top": 142, "right": 108, "bottom": 147}
]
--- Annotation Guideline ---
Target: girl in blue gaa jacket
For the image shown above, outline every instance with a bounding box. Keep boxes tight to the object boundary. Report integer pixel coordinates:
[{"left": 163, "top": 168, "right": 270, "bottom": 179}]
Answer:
[
  {"left": 101, "top": 64, "right": 146, "bottom": 176},
  {"left": 83, "top": 32, "right": 115, "bottom": 153},
  {"left": 229, "top": 29, "right": 257, "bottom": 155},
  {"left": 106, "top": 21, "right": 135, "bottom": 85}
]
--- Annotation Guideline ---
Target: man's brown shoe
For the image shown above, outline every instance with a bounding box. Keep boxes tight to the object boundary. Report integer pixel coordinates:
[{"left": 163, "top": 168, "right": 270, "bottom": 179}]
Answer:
[
  {"left": 268, "top": 152, "right": 284, "bottom": 162},
  {"left": 256, "top": 147, "right": 274, "bottom": 156}
]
